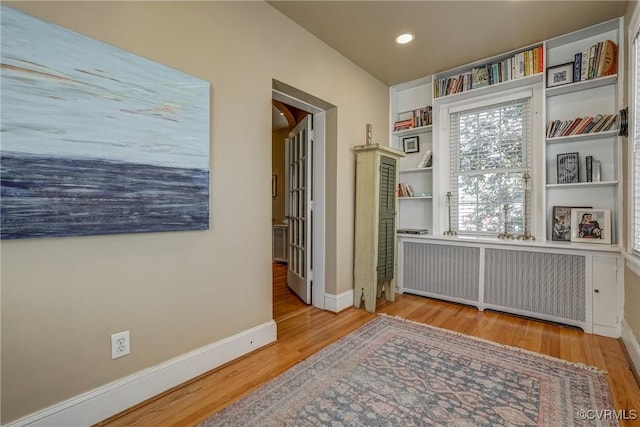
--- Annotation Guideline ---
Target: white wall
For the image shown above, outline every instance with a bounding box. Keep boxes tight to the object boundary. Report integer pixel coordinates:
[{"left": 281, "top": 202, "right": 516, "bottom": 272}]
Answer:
[{"left": 0, "top": 1, "right": 389, "bottom": 423}]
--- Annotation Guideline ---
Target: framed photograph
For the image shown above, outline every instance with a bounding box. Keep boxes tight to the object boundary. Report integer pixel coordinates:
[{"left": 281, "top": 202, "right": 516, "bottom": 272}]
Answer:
[
  {"left": 402, "top": 136, "right": 419, "bottom": 154},
  {"left": 570, "top": 208, "right": 611, "bottom": 244},
  {"left": 272, "top": 175, "right": 277, "bottom": 197},
  {"left": 552, "top": 206, "right": 591, "bottom": 241},
  {"left": 547, "top": 62, "right": 574, "bottom": 87},
  {"left": 557, "top": 152, "right": 579, "bottom": 183}
]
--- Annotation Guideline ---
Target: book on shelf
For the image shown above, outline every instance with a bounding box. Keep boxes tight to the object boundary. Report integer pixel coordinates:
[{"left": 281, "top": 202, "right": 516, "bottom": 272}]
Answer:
[
  {"left": 571, "top": 39, "right": 617, "bottom": 83},
  {"left": 434, "top": 46, "right": 543, "bottom": 98},
  {"left": 417, "top": 150, "right": 432, "bottom": 168},
  {"left": 397, "top": 229, "right": 429, "bottom": 235},
  {"left": 586, "top": 155, "right": 593, "bottom": 182},
  {"left": 397, "top": 183, "right": 414, "bottom": 197},
  {"left": 471, "top": 66, "right": 489, "bottom": 89},
  {"left": 394, "top": 106, "right": 432, "bottom": 132},
  {"left": 546, "top": 113, "right": 616, "bottom": 138},
  {"left": 393, "top": 118, "right": 413, "bottom": 132}
]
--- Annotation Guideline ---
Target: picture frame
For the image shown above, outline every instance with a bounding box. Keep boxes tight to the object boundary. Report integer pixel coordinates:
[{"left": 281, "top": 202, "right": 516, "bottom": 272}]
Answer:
[
  {"left": 557, "top": 152, "right": 579, "bottom": 184},
  {"left": 570, "top": 208, "right": 611, "bottom": 244},
  {"left": 551, "top": 205, "right": 591, "bottom": 241},
  {"left": 402, "top": 136, "right": 419, "bottom": 154},
  {"left": 272, "top": 175, "right": 277, "bottom": 197},
  {"left": 547, "top": 62, "right": 574, "bottom": 87}
]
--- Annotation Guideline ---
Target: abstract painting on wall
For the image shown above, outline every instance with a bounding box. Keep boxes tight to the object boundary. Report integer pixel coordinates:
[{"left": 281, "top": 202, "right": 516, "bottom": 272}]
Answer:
[{"left": 0, "top": 6, "right": 210, "bottom": 239}]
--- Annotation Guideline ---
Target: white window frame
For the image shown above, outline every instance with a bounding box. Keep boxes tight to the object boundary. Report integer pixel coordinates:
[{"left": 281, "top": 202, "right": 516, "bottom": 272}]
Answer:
[
  {"left": 627, "top": 7, "right": 640, "bottom": 276},
  {"left": 435, "top": 86, "right": 543, "bottom": 237}
]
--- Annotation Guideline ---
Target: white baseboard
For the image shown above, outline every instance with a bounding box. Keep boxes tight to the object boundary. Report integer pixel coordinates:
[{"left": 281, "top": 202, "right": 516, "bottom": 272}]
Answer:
[
  {"left": 324, "top": 289, "right": 354, "bottom": 313},
  {"left": 622, "top": 320, "right": 640, "bottom": 379},
  {"left": 5, "top": 320, "right": 277, "bottom": 427}
]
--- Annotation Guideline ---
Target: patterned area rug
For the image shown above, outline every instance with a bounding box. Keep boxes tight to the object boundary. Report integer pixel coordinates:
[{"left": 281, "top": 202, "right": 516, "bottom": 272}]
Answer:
[{"left": 198, "top": 315, "right": 617, "bottom": 426}]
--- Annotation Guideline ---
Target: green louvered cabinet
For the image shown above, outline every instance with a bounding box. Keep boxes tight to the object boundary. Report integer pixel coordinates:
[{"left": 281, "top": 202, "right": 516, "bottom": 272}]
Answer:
[{"left": 353, "top": 144, "right": 405, "bottom": 312}]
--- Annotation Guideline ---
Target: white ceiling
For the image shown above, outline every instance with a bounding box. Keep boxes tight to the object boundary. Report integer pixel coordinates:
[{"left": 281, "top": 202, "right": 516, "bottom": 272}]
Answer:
[{"left": 267, "top": 1, "right": 629, "bottom": 87}]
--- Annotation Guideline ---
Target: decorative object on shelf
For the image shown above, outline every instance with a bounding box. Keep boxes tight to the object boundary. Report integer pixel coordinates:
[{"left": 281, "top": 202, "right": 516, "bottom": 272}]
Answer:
[
  {"left": 547, "top": 62, "right": 574, "bottom": 87},
  {"left": 272, "top": 175, "right": 277, "bottom": 197},
  {"left": 366, "top": 123, "right": 372, "bottom": 144},
  {"left": 498, "top": 204, "right": 514, "bottom": 240},
  {"left": 557, "top": 152, "right": 579, "bottom": 183},
  {"left": 443, "top": 191, "right": 457, "bottom": 236},
  {"left": 617, "top": 107, "right": 628, "bottom": 137},
  {"left": 516, "top": 172, "right": 535, "bottom": 241},
  {"left": 570, "top": 208, "right": 611, "bottom": 244},
  {"left": 402, "top": 136, "right": 419, "bottom": 153},
  {"left": 552, "top": 205, "right": 591, "bottom": 242},
  {"left": 592, "top": 160, "right": 601, "bottom": 182}
]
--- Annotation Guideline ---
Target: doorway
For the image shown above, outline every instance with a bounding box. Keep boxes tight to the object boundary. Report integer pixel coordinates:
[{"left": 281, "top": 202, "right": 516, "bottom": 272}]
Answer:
[{"left": 271, "top": 80, "right": 332, "bottom": 318}]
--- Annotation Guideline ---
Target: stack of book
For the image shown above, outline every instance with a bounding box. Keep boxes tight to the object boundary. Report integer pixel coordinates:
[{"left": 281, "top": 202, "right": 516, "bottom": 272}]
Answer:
[
  {"left": 397, "top": 183, "right": 414, "bottom": 197},
  {"left": 393, "top": 106, "right": 432, "bottom": 132},
  {"left": 572, "top": 39, "right": 617, "bottom": 82},
  {"left": 546, "top": 114, "right": 617, "bottom": 138},
  {"left": 434, "top": 46, "right": 543, "bottom": 98}
]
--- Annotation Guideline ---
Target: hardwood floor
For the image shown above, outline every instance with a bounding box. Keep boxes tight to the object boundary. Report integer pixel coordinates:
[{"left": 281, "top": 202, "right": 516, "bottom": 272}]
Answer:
[
  {"left": 97, "top": 265, "right": 640, "bottom": 426},
  {"left": 272, "top": 262, "right": 311, "bottom": 322}
]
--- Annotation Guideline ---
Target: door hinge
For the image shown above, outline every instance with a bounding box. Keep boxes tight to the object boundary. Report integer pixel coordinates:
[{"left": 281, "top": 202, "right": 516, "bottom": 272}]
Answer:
[
  {"left": 310, "top": 200, "right": 315, "bottom": 210},
  {"left": 309, "top": 270, "right": 314, "bottom": 281},
  {"left": 310, "top": 130, "right": 315, "bottom": 140}
]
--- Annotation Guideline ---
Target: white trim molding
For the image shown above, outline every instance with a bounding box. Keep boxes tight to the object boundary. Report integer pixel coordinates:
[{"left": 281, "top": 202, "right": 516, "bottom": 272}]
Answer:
[
  {"left": 622, "top": 320, "right": 640, "bottom": 380},
  {"left": 324, "top": 289, "right": 354, "bottom": 313},
  {"left": 5, "top": 321, "right": 277, "bottom": 427},
  {"left": 624, "top": 251, "right": 640, "bottom": 278}
]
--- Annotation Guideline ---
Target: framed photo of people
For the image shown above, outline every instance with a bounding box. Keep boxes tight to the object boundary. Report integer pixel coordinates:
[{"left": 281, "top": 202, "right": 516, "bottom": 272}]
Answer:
[
  {"left": 570, "top": 208, "right": 611, "bottom": 244},
  {"left": 551, "top": 206, "right": 591, "bottom": 242}
]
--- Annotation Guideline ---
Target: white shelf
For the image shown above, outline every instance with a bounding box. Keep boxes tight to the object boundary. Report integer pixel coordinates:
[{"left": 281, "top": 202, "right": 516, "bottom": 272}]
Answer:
[
  {"left": 546, "top": 181, "right": 618, "bottom": 189},
  {"left": 545, "top": 130, "right": 618, "bottom": 144},
  {"left": 392, "top": 125, "right": 432, "bottom": 137},
  {"left": 399, "top": 196, "right": 433, "bottom": 200},
  {"left": 433, "top": 73, "right": 543, "bottom": 103},
  {"left": 400, "top": 167, "right": 433, "bottom": 174},
  {"left": 546, "top": 75, "right": 617, "bottom": 97}
]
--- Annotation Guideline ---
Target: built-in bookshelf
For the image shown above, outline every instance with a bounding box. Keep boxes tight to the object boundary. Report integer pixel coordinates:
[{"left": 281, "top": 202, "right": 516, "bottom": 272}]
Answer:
[
  {"left": 544, "top": 18, "right": 622, "bottom": 245},
  {"left": 390, "top": 76, "right": 434, "bottom": 234},
  {"left": 390, "top": 17, "right": 622, "bottom": 247},
  {"left": 389, "top": 17, "right": 624, "bottom": 339}
]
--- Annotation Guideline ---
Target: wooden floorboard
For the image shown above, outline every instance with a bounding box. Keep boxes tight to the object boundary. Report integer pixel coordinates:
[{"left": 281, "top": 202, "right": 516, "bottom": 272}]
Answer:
[{"left": 96, "top": 264, "right": 640, "bottom": 426}]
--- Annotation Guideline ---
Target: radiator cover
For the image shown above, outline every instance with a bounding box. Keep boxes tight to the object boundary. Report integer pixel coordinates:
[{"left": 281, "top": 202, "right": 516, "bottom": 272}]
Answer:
[
  {"left": 401, "top": 242, "right": 586, "bottom": 324},
  {"left": 402, "top": 242, "right": 480, "bottom": 302},
  {"left": 484, "top": 248, "right": 585, "bottom": 322}
]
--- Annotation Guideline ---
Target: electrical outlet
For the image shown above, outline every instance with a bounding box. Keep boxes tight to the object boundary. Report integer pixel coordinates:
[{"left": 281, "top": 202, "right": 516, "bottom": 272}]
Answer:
[{"left": 111, "top": 330, "right": 130, "bottom": 359}]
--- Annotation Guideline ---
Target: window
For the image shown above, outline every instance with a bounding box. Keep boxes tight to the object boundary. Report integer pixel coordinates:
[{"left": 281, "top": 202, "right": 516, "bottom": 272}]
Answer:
[
  {"left": 632, "top": 25, "right": 640, "bottom": 252},
  {"left": 449, "top": 95, "right": 531, "bottom": 235}
]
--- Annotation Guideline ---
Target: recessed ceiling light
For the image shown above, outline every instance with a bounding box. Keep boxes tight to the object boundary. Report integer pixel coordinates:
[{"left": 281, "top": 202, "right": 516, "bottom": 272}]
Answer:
[{"left": 396, "top": 33, "right": 414, "bottom": 45}]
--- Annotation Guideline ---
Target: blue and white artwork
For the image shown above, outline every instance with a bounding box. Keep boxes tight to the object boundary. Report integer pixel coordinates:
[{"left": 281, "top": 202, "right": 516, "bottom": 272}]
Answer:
[{"left": 0, "top": 6, "right": 210, "bottom": 239}]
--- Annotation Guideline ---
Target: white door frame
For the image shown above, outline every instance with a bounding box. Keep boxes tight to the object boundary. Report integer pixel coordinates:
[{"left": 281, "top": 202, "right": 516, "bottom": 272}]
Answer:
[{"left": 273, "top": 85, "right": 326, "bottom": 310}]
